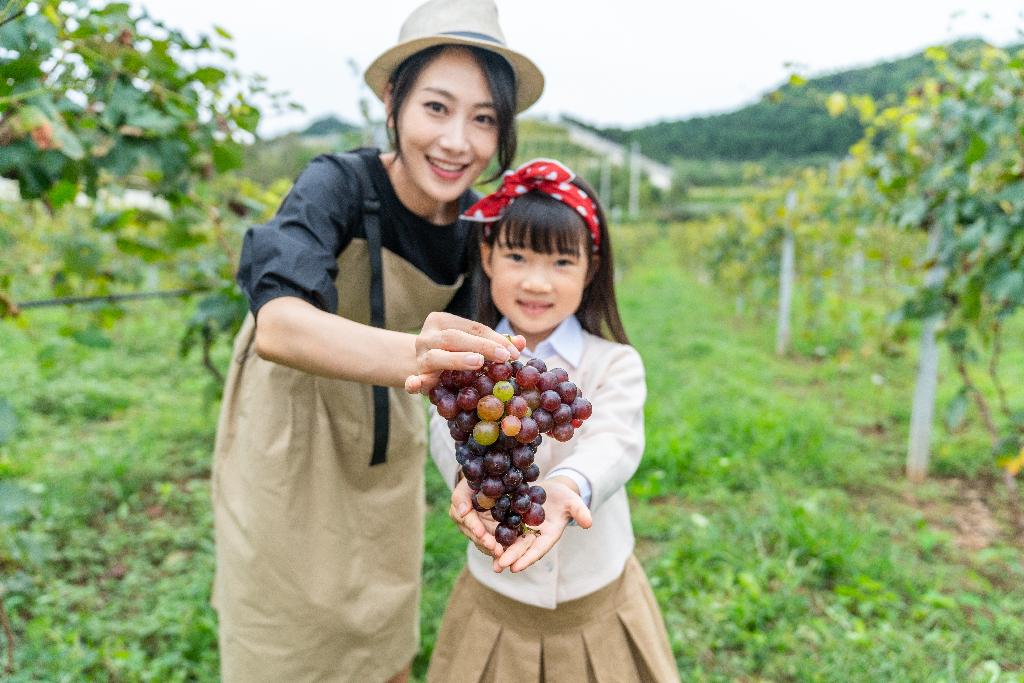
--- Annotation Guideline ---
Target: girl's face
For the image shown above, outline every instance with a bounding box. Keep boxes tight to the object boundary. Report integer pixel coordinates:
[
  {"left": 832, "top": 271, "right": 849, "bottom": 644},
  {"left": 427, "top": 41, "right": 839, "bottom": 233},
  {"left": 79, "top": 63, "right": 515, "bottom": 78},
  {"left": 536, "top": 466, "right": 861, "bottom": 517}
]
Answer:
[
  {"left": 480, "top": 236, "right": 591, "bottom": 352},
  {"left": 385, "top": 48, "right": 499, "bottom": 223}
]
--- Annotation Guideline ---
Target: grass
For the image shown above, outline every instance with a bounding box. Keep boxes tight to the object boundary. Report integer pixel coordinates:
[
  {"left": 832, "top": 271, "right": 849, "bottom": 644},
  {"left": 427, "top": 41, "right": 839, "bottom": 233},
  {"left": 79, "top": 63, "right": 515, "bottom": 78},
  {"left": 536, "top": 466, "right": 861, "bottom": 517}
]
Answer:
[{"left": 1, "top": 231, "right": 1023, "bottom": 681}]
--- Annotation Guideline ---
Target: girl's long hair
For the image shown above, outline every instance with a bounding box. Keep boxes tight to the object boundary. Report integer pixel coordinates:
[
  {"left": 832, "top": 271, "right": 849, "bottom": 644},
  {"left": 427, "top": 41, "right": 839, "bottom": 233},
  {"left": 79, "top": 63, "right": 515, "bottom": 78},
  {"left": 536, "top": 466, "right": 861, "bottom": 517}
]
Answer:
[{"left": 473, "top": 175, "right": 630, "bottom": 345}]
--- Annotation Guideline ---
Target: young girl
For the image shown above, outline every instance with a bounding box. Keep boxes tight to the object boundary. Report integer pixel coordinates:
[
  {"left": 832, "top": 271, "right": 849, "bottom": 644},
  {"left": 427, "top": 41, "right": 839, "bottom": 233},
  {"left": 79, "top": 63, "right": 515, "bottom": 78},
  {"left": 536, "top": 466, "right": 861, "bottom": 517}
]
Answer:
[
  {"left": 212, "top": 2, "right": 542, "bottom": 681},
  {"left": 427, "top": 160, "right": 679, "bottom": 682}
]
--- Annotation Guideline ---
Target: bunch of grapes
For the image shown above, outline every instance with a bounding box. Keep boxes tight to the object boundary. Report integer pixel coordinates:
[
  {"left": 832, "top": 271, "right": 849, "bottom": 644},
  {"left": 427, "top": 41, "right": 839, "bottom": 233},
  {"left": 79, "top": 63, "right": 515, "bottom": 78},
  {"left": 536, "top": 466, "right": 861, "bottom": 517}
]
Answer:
[{"left": 429, "top": 357, "right": 593, "bottom": 547}]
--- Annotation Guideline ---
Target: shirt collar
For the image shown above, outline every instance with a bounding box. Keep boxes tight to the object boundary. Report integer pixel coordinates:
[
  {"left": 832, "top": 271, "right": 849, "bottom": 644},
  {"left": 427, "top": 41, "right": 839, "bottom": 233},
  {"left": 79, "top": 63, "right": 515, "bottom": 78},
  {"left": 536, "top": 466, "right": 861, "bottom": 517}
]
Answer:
[{"left": 496, "top": 315, "right": 583, "bottom": 368}]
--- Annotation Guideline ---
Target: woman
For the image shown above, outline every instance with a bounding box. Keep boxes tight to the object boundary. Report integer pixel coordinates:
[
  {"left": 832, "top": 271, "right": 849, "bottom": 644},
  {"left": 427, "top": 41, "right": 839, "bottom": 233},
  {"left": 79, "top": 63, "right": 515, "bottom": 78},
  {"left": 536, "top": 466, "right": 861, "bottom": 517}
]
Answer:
[{"left": 210, "top": 1, "right": 544, "bottom": 681}]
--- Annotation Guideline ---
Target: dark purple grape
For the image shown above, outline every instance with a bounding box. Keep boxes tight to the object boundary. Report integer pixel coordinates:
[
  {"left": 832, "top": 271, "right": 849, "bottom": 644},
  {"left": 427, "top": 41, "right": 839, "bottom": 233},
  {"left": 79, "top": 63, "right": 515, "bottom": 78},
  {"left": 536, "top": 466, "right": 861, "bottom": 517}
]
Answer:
[
  {"left": 454, "top": 369, "right": 478, "bottom": 388},
  {"left": 511, "top": 360, "right": 524, "bottom": 373},
  {"left": 466, "top": 478, "right": 482, "bottom": 492},
  {"left": 511, "top": 494, "right": 531, "bottom": 514},
  {"left": 551, "top": 403, "right": 573, "bottom": 425},
  {"left": 474, "top": 374, "right": 495, "bottom": 397},
  {"left": 539, "top": 390, "right": 561, "bottom": 412},
  {"left": 487, "top": 362, "right": 513, "bottom": 382},
  {"left": 428, "top": 385, "right": 450, "bottom": 406},
  {"left": 495, "top": 494, "right": 512, "bottom": 516},
  {"left": 551, "top": 368, "right": 569, "bottom": 384},
  {"left": 526, "top": 358, "right": 547, "bottom": 374},
  {"left": 495, "top": 524, "right": 519, "bottom": 547},
  {"left": 520, "top": 388, "right": 541, "bottom": 410},
  {"left": 515, "top": 483, "right": 530, "bottom": 497},
  {"left": 516, "top": 365, "right": 540, "bottom": 389},
  {"left": 510, "top": 445, "right": 534, "bottom": 470},
  {"left": 502, "top": 467, "right": 523, "bottom": 489},
  {"left": 523, "top": 463, "right": 540, "bottom": 482},
  {"left": 504, "top": 512, "right": 522, "bottom": 529},
  {"left": 449, "top": 425, "right": 469, "bottom": 442},
  {"left": 462, "top": 458, "right": 485, "bottom": 481},
  {"left": 491, "top": 506, "right": 507, "bottom": 523},
  {"left": 538, "top": 372, "right": 558, "bottom": 393},
  {"left": 556, "top": 381, "right": 578, "bottom": 404},
  {"left": 440, "top": 370, "right": 460, "bottom": 391},
  {"left": 515, "top": 417, "right": 539, "bottom": 444},
  {"left": 437, "top": 393, "right": 459, "bottom": 420},
  {"left": 467, "top": 437, "right": 488, "bottom": 457},
  {"left": 571, "top": 397, "right": 593, "bottom": 421},
  {"left": 550, "top": 422, "right": 574, "bottom": 442},
  {"left": 528, "top": 485, "right": 547, "bottom": 505},
  {"left": 531, "top": 436, "right": 542, "bottom": 448},
  {"left": 532, "top": 409, "right": 554, "bottom": 433},
  {"left": 481, "top": 477, "right": 505, "bottom": 498},
  {"left": 455, "top": 443, "right": 470, "bottom": 466},
  {"left": 455, "top": 410, "right": 478, "bottom": 433},
  {"left": 456, "top": 387, "right": 481, "bottom": 412},
  {"left": 523, "top": 502, "right": 545, "bottom": 527},
  {"left": 484, "top": 452, "right": 510, "bottom": 477}
]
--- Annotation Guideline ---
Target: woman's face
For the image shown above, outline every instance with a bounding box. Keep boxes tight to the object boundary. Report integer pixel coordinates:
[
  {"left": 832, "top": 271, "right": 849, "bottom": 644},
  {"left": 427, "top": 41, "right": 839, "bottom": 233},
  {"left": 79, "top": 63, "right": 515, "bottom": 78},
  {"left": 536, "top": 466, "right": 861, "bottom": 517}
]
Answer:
[{"left": 386, "top": 48, "right": 499, "bottom": 223}]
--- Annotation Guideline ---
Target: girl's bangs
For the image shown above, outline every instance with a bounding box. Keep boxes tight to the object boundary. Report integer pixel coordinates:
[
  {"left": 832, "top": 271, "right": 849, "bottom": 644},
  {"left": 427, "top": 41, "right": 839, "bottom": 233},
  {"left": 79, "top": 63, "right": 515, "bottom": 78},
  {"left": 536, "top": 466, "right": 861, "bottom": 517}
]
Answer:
[{"left": 495, "top": 193, "right": 590, "bottom": 256}]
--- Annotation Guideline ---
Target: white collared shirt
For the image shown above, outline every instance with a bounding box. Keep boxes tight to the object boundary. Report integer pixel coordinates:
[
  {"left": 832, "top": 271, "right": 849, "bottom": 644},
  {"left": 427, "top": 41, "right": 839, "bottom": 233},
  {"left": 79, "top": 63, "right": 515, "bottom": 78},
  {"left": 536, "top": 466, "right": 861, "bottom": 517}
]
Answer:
[{"left": 496, "top": 316, "right": 591, "bottom": 507}]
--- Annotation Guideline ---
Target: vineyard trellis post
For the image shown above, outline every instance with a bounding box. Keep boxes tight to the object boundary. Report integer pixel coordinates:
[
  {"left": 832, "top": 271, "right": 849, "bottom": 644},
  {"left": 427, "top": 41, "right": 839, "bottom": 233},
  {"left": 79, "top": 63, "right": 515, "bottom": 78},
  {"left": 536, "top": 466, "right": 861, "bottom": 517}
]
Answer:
[
  {"left": 906, "top": 223, "right": 945, "bottom": 482},
  {"left": 628, "top": 141, "right": 640, "bottom": 218},
  {"left": 775, "top": 191, "right": 797, "bottom": 356}
]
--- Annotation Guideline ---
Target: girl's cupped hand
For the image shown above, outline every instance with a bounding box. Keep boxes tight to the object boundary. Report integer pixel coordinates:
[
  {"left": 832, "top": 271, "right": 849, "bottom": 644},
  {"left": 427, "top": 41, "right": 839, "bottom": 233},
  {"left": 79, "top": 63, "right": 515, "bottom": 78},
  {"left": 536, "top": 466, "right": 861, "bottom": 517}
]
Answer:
[{"left": 491, "top": 477, "right": 592, "bottom": 574}]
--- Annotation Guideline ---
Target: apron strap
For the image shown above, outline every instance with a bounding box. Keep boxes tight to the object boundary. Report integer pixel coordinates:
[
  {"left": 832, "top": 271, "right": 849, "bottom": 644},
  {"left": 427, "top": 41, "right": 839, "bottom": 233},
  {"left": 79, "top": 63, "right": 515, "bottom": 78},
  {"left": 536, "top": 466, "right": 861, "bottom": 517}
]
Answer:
[{"left": 341, "top": 152, "right": 390, "bottom": 467}]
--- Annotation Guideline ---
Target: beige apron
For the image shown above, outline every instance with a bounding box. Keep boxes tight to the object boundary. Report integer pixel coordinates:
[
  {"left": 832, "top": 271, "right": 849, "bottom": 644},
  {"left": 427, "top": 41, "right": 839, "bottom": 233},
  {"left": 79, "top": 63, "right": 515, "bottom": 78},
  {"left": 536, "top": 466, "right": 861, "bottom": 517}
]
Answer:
[{"left": 212, "top": 240, "right": 464, "bottom": 682}]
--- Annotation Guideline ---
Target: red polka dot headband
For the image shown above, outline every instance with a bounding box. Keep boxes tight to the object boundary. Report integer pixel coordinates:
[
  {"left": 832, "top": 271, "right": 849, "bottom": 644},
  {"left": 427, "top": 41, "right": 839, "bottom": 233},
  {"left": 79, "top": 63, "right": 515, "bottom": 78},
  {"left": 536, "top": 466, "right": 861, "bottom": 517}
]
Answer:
[{"left": 461, "top": 159, "right": 601, "bottom": 252}]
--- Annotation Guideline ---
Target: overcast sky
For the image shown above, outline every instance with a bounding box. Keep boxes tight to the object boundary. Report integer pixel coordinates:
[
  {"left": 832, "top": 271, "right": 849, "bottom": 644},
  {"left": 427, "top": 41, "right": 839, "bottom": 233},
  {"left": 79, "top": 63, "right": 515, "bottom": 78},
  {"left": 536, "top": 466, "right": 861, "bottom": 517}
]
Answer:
[{"left": 133, "top": 1, "right": 1023, "bottom": 136}]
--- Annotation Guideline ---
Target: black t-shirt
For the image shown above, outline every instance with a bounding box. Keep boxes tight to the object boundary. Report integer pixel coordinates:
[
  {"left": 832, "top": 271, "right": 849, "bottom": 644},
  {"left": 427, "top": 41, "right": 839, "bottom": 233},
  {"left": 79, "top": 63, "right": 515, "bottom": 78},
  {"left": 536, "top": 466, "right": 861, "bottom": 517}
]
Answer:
[{"left": 236, "top": 148, "right": 477, "bottom": 318}]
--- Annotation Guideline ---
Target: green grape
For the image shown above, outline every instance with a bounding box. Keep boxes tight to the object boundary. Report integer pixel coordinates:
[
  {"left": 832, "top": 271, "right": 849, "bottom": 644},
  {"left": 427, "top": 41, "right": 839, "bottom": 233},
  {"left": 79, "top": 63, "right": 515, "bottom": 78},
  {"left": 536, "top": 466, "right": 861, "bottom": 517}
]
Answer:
[{"left": 492, "top": 380, "right": 515, "bottom": 403}]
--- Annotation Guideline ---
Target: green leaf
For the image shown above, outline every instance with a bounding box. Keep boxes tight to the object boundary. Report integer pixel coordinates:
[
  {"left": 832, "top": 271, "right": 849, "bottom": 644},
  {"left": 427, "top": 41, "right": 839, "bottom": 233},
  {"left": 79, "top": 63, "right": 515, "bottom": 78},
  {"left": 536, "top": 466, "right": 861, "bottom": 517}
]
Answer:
[
  {"left": 987, "top": 270, "right": 1024, "bottom": 306},
  {"left": 0, "top": 398, "right": 17, "bottom": 445},
  {"left": 115, "top": 236, "right": 166, "bottom": 262},
  {"left": 191, "top": 67, "right": 226, "bottom": 87},
  {"left": 944, "top": 390, "right": 968, "bottom": 432},
  {"left": 964, "top": 134, "right": 987, "bottom": 166},
  {"left": 51, "top": 124, "right": 85, "bottom": 160},
  {"left": 211, "top": 141, "right": 243, "bottom": 172},
  {"left": 214, "top": 25, "right": 233, "bottom": 40},
  {"left": 126, "top": 107, "right": 179, "bottom": 136},
  {"left": 71, "top": 326, "right": 114, "bottom": 349},
  {"left": 46, "top": 179, "right": 78, "bottom": 209}
]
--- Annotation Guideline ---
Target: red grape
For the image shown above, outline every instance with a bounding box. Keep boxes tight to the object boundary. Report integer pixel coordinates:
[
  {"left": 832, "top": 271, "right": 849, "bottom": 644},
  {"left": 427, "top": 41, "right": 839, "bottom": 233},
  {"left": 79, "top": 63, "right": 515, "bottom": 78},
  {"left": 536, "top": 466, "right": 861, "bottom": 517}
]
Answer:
[
  {"left": 550, "top": 422, "right": 574, "bottom": 442},
  {"left": 476, "top": 395, "right": 504, "bottom": 422},
  {"left": 537, "top": 372, "right": 558, "bottom": 393},
  {"left": 495, "top": 524, "right": 519, "bottom": 547},
  {"left": 570, "top": 397, "right": 593, "bottom": 421},
  {"left": 528, "top": 486, "right": 546, "bottom": 505},
  {"left": 539, "top": 390, "right": 561, "bottom": 412},
  {"left": 526, "top": 358, "right": 547, "bottom": 373},
  {"left": 515, "top": 417, "right": 539, "bottom": 444},
  {"left": 501, "top": 415, "right": 522, "bottom": 437},
  {"left": 523, "top": 502, "right": 545, "bottom": 526},
  {"left": 551, "top": 368, "right": 569, "bottom": 384},
  {"left": 551, "top": 404, "right": 572, "bottom": 425},
  {"left": 532, "top": 409, "right": 554, "bottom": 434},
  {"left": 556, "top": 381, "right": 578, "bottom": 404},
  {"left": 515, "top": 365, "right": 540, "bottom": 388},
  {"left": 507, "top": 395, "right": 529, "bottom": 419},
  {"left": 456, "top": 387, "right": 480, "bottom": 412},
  {"left": 487, "top": 362, "right": 513, "bottom": 382},
  {"left": 437, "top": 394, "right": 459, "bottom": 420}
]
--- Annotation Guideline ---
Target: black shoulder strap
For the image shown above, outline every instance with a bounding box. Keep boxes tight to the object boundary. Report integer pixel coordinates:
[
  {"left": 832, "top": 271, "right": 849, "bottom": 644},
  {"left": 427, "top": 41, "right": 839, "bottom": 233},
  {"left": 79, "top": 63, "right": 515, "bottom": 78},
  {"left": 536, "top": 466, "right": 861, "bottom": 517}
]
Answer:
[{"left": 338, "top": 152, "right": 389, "bottom": 467}]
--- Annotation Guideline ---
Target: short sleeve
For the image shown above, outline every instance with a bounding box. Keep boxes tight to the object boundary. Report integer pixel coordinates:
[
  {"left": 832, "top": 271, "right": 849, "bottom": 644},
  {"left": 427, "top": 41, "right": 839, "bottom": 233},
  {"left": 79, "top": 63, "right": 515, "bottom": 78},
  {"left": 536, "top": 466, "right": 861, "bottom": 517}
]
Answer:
[{"left": 236, "top": 155, "right": 361, "bottom": 315}]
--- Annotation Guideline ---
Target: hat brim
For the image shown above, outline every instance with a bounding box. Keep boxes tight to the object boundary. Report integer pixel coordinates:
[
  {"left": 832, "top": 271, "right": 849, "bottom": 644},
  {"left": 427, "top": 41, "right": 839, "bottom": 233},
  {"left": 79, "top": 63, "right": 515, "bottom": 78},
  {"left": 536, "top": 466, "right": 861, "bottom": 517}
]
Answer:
[{"left": 364, "top": 35, "right": 544, "bottom": 114}]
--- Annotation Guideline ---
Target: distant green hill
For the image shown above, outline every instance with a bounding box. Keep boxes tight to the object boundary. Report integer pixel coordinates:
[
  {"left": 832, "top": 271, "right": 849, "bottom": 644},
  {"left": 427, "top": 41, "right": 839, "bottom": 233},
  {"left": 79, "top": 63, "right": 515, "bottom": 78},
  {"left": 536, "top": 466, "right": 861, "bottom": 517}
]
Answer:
[
  {"left": 579, "top": 39, "right": 1005, "bottom": 163},
  {"left": 300, "top": 115, "right": 358, "bottom": 137}
]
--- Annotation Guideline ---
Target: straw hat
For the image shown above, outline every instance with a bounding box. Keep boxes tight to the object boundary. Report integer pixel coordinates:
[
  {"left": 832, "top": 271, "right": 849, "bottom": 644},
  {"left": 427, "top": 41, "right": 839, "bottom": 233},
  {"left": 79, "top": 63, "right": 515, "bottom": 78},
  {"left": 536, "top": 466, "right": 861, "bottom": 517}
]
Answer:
[{"left": 364, "top": 0, "right": 544, "bottom": 113}]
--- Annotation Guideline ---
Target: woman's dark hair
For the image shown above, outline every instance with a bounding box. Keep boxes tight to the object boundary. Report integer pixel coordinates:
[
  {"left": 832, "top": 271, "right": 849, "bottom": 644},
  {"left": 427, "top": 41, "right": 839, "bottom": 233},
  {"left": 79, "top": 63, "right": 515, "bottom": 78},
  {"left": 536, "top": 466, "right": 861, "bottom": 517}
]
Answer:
[
  {"left": 387, "top": 45, "right": 517, "bottom": 178},
  {"left": 474, "top": 176, "right": 630, "bottom": 345}
]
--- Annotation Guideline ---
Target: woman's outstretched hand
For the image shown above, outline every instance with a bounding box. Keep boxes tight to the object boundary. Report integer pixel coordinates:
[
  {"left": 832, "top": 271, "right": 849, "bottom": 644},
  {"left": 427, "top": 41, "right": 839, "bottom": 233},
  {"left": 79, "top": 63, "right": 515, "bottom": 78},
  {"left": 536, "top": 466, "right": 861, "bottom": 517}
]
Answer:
[
  {"left": 449, "top": 477, "right": 500, "bottom": 556},
  {"left": 405, "top": 313, "right": 525, "bottom": 394},
  {"left": 491, "top": 477, "right": 592, "bottom": 574}
]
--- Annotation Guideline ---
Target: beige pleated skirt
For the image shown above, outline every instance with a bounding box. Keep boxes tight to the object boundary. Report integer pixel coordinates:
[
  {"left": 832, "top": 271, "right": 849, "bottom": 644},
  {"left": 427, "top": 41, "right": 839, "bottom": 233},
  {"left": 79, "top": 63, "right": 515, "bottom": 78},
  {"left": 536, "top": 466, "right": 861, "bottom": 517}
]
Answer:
[{"left": 427, "top": 555, "right": 679, "bottom": 683}]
